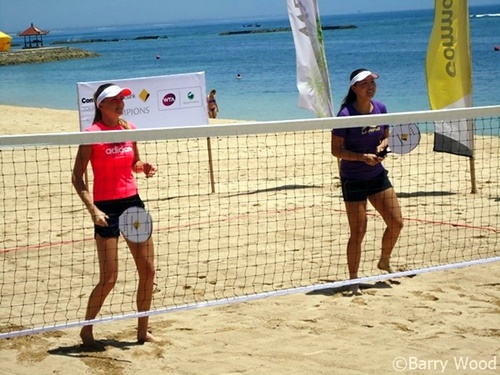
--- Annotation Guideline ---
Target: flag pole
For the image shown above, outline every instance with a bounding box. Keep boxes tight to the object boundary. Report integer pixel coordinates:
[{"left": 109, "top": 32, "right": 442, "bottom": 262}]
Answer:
[{"left": 466, "top": 3, "right": 477, "bottom": 194}]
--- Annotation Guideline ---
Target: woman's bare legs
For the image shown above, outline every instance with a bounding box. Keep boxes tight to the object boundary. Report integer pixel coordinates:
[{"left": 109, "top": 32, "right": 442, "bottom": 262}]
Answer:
[
  {"left": 343, "top": 187, "right": 403, "bottom": 295},
  {"left": 80, "top": 236, "right": 119, "bottom": 346},
  {"left": 344, "top": 200, "right": 368, "bottom": 294},
  {"left": 368, "top": 187, "right": 404, "bottom": 273},
  {"left": 127, "top": 236, "right": 157, "bottom": 343}
]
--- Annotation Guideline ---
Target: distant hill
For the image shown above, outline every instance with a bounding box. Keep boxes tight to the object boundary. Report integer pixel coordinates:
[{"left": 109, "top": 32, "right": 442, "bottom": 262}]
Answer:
[{"left": 220, "top": 25, "right": 356, "bottom": 36}]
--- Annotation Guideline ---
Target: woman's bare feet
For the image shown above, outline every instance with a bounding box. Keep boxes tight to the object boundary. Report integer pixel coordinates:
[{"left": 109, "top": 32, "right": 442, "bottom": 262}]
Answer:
[
  {"left": 80, "top": 326, "right": 105, "bottom": 349},
  {"left": 343, "top": 283, "right": 363, "bottom": 296},
  {"left": 377, "top": 257, "right": 394, "bottom": 273},
  {"left": 138, "top": 330, "right": 158, "bottom": 344}
]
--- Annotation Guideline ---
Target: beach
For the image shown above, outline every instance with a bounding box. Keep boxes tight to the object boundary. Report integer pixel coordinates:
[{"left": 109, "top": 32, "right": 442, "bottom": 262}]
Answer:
[
  {"left": 0, "top": 263, "right": 498, "bottom": 375},
  {"left": 0, "top": 105, "right": 499, "bottom": 375}
]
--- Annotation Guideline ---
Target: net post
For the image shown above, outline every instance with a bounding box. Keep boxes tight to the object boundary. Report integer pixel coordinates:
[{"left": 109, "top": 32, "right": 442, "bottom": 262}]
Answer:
[
  {"left": 206, "top": 137, "right": 216, "bottom": 194},
  {"left": 469, "top": 117, "right": 477, "bottom": 194},
  {"left": 469, "top": 156, "right": 477, "bottom": 194}
]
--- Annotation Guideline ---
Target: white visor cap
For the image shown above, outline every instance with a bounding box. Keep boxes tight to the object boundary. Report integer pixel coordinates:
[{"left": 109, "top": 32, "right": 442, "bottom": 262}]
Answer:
[
  {"left": 96, "top": 85, "right": 132, "bottom": 107},
  {"left": 350, "top": 71, "right": 379, "bottom": 86}
]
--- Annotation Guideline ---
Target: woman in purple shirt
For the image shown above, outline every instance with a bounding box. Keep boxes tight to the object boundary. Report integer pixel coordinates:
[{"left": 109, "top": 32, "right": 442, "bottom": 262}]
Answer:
[{"left": 331, "top": 68, "right": 403, "bottom": 295}]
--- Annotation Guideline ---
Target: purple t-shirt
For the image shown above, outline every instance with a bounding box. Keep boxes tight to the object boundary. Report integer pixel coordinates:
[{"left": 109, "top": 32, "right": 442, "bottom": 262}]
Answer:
[{"left": 332, "top": 100, "right": 388, "bottom": 180}]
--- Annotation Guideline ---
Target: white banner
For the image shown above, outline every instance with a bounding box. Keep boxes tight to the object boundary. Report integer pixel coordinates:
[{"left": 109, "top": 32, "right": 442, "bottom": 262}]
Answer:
[
  {"left": 287, "top": 0, "right": 333, "bottom": 118},
  {"left": 77, "top": 72, "right": 208, "bottom": 130}
]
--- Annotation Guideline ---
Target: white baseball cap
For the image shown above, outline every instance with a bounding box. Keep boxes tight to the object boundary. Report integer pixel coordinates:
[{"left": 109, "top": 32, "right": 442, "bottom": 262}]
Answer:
[
  {"left": 96, "top": 85, "right": 132, "bottom": 107},
  {"left": 350, "top": 70, "right": 379, "bottom": 86}
]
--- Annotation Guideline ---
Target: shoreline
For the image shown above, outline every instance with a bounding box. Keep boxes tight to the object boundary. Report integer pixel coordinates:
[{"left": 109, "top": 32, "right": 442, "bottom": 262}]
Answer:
[
  {"left": 0, "top": 47, "right": 98, "bottom": 66},
  {"left": 0, "top": 104, "right": 248, "bottom": 135}
]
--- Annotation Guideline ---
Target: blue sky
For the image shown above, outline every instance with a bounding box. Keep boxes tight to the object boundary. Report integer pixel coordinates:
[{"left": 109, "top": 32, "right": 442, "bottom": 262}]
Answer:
[{"left": 1, "top": 0, "right": 500, "bottom": 32}]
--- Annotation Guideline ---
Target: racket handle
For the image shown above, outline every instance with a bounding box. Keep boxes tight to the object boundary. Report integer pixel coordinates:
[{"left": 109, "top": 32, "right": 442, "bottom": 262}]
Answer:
[{"left": 377, "top": 147, "right": 391, "bottom": 158}]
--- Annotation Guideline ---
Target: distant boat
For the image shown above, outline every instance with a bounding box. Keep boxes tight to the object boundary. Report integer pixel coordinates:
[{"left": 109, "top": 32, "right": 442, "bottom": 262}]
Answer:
[
  {"left": 242, "top": 23, "right": 261, "bottom": 28},
  {"left": 494, "top": 45, "right": 500, "bottom": 51}
]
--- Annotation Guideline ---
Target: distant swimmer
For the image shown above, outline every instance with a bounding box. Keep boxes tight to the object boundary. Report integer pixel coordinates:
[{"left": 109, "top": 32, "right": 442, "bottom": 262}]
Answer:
[
  {"left": 155, "top": 55, "right": 160, "bottom": 59},
  {"left": 236, "top": 73, "right": 242, "bottom": 79}
]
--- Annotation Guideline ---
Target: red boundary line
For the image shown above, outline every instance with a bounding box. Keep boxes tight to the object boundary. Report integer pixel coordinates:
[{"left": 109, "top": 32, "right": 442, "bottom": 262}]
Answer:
[{"left": 2, "top": 205, "right": 498, "bottom": 254}]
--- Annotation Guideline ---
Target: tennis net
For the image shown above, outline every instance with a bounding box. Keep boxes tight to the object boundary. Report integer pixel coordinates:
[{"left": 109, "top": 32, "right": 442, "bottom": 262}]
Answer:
[{"left": 1, "top": 105, "right": 499, "bottom": 339}]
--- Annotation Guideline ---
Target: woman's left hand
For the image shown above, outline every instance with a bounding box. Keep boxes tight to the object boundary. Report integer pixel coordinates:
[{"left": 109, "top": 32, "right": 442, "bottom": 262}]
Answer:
[{"left": 143, "top": 163, "right": 157, "bottom": 178}]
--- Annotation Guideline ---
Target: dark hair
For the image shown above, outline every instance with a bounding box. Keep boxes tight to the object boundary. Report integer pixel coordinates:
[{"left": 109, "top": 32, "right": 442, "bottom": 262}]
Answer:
[
  {"left": 92, "top": 83, "right": 130, "bottom": 128},
  {"left": 338, "top": 68, "right": 369, "bottom": 112},
  {"left": 92, "top": 83, "right": 114, "bottom": 124}
]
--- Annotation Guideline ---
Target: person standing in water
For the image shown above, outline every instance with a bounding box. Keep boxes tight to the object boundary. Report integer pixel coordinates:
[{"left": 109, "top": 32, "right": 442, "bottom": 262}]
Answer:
[{"left": 207, "top": 89, "right": 219, "bottom": 119}]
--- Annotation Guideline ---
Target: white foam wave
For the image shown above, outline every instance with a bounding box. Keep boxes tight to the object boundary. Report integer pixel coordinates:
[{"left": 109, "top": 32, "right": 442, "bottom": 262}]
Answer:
[{"left": 470, "top": 13, "right": 500, "bottom": 18}]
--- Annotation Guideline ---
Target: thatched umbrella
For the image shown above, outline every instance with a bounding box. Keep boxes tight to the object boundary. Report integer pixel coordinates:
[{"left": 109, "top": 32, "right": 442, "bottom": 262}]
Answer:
[{"left": 18, "top": 23, "right": 49, "bottom": 49}]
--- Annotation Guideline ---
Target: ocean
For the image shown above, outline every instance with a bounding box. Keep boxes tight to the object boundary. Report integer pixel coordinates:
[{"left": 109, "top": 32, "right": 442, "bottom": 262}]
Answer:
[{"left": 1, "top": 4, "right": 499, "bottom": 122}]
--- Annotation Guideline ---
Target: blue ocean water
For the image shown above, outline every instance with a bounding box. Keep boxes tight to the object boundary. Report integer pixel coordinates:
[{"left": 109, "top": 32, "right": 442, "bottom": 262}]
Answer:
[{"left": 1, "top": 5, "right": 499, "bottom": 122}]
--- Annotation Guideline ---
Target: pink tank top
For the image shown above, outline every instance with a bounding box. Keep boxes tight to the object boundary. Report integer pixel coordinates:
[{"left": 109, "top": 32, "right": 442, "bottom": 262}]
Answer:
[{"left": 85, "top": 121, "right": 138, "bottom": 202}]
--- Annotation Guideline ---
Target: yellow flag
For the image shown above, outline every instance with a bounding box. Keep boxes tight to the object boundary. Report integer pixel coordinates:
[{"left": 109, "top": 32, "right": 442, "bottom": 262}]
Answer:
[{"left": 426, "top": 0, "right": 473, "bottom": 156}]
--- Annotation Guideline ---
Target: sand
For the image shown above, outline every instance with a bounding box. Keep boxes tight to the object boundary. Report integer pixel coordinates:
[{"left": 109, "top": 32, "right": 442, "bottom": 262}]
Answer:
[{"left": 0, "top": 105, "right": 498, "bottom": 375}]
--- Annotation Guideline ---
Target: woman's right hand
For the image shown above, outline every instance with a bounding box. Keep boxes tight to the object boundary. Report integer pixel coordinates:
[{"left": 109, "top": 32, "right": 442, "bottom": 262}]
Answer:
[
  {"left": 90, "top": 207, "right": 109, "bottom": 227},
  {"left": 362, "top": 153, "right": 383, "bottom": 166}
]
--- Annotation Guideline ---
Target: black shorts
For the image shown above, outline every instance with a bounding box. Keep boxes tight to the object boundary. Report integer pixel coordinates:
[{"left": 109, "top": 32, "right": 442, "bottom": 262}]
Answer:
[
  {"left": 93, "top": 194, "right": 145, "bottom": 238},
  {"left": 340, "top": 170, "right": 393, "bottom": 202}
]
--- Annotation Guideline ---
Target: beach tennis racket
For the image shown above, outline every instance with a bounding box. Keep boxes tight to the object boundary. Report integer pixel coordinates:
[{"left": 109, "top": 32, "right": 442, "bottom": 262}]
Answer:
[
  {"left": 119, "top": 206, "right": 153, "bottom": 243},
  {"left": 388, "top": 123, "right": 421, "bottom": 154}
]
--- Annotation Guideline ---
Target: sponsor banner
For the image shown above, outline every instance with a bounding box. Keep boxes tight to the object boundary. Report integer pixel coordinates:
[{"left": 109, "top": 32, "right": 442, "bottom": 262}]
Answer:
[
  {"left": 426, "top": 0, "right": 473, "bottom": 157},
  {"left": 287, "top": 0, "right": 333, "bottom": 118},
  {"left": 77, "top": 72, "right": 208, "bottom": 130}
]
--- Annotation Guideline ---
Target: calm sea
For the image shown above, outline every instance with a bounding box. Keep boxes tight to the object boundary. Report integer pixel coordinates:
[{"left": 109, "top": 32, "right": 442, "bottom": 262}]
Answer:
[{"left": 1, "top": 5, "right": 499, "bottom": 122}]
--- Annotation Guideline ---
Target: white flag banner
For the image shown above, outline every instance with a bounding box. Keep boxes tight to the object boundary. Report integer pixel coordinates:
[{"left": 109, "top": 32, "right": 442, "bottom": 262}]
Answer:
[
  {"left": 287, "top": 0, "right": 333, "bottom": 118},
  {"left": 77, "top": 72, "right": 208, "bottom": 131}
]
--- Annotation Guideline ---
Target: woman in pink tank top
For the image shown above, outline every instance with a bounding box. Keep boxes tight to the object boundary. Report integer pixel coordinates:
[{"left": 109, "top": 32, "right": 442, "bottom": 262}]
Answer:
[{"left": 72, "top": 83, "right": 158, "bottom": 347}]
